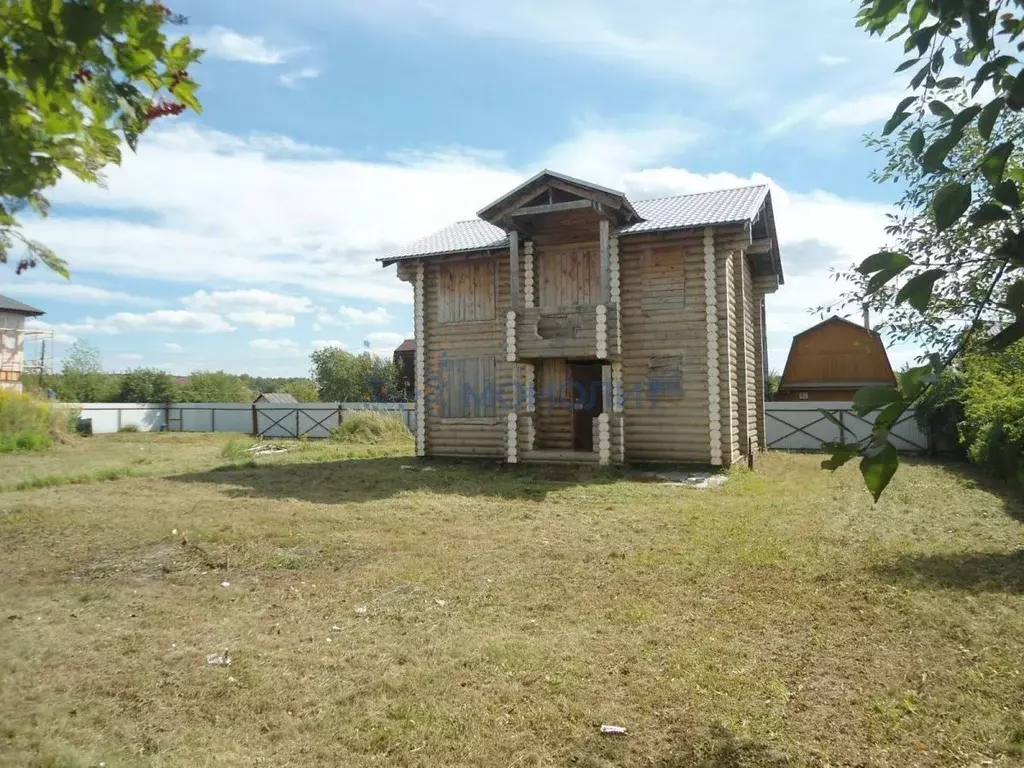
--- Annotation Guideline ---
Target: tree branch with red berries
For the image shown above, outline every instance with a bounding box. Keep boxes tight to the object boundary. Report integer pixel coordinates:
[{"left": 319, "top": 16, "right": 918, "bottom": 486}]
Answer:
[{"left": 0, "top": 0, "right": 204, "bottom": 277}]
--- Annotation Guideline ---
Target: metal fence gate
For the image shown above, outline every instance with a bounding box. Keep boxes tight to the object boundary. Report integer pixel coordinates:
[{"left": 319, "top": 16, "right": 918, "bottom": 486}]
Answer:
[{"left": 765, "top": 402, "right": 929, "bottom": 453}]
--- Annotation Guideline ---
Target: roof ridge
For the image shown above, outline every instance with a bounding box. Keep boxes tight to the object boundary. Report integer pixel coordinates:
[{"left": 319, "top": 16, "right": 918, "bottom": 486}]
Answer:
[{"left": 630, "top": 183, "right": 769, "bottom": 206}]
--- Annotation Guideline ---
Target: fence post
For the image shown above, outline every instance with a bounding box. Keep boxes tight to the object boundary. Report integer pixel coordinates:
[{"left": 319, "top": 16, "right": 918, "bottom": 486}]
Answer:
[
  {"left": 337, "top": 403, "right": 343, "bottom": 432},
  {"left": 838, "top": 410, "right": 845, "bottom": 445},
  {"left": 116, "top": 408, "right": 122, "bottom": 432},
  {"left": 211, "top": 408, "right": 216, "bottom": 433},
  {"left": 295, "top": 409, "right": 300, "bottom": 439},
  {"left": 251, "top": 404, "right": 258, "bottom": 437}
]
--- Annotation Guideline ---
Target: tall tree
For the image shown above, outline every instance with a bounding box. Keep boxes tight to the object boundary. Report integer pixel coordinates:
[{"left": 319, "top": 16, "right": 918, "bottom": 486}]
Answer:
[
  {"left": 57, "top": 339, "right": 114, "bottom": 402},
  {"left": 178, "top": 371, "right": 253, "bottom": 403},
  {"left": 825, "top": 0, "right": 1024, "bottom": 500},
  {"left": 116, "top": 367, "right": 177, "bottom": 403},
  {"left": 0, "top": 0, "right": 202, "bottom": 276}
]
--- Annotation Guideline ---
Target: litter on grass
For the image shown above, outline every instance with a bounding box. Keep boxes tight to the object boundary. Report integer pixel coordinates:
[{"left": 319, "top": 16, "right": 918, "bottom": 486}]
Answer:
[
  {"left": 206, "top": 649, "right": 231, "bottom": 667},
  {"left": 247, "top": 444, "right": 288, "bottom": 455},
  {"left": 600, "top": 724, "right": 628, "bottom": 735},
  {"left": 400, "top": 465, "right": 437, "bottom": 472}
]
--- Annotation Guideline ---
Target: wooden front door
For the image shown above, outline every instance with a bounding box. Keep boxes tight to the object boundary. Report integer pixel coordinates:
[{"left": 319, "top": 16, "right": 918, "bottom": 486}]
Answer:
[{"left": 569, "top": 362, "right": 604, "bottom": 452}]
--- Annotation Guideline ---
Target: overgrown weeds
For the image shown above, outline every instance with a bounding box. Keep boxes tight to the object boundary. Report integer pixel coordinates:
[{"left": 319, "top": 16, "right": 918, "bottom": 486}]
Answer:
[
  {"left": 0, "top": 390, "right": 74, "bottom": 453},
  {"left": 331, "top": 412, "right": 413, "bottom": 444}
]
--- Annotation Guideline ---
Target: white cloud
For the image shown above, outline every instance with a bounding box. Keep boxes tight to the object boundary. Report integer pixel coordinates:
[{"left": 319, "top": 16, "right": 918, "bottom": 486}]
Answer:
[
  {"left": 765, "top": 90, "right": 900, "bottom": 137},
  {"left": 24, "top": 318, "right": 76, "bottom": 344},
  {"left": 364, "top": 331, "right": 407, "bottom": 348},
  {"left": 164, "top": 342, "right": 185, "bottom": 353},
  {"left": 4, "top": 282, "right": 153, "bottom": 306},
  {"left": 312, "top": 339, "right": 348, "bottom": 350},
  {"left": 31, "top": 310, "right": 234, "bottom": 336},
  {"left": 183, "top": 289, "right": 313, "bottom": 314},
  {"left": 250, "top": 338, "right": 297, "bottom": 350},
  {"left": 226, "top": 312, "right": 296, "bottom": 329},
  {"left": 542, "top": 117, "right": 703, "bottom": 181},
  {"left": 192, "top": 27, "right": 291, "bottom": 64},
  {"left": 818, "top": 54, "right": 848, "bottom": 66},
  {"left": 250, "top": 338, "right": 305, "bottom": 357},
  {"left": 332, "top": 0, "right": 900, "bottom": 102},
  {"left": 818, "top": 92, "right": 899, "bottom": 127},
  {"left": 30, "top": 123, "right": 508, "bottom": 304},
  {"left": 338, "top": 306, "right": 392, "bottom": 324},
  {"left": 279, "top": 67, "right": 321, "bottom": 87}
]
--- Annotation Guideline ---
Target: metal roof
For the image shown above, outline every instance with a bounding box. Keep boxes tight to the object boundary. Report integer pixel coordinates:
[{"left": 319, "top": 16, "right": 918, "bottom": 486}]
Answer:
[
  {"left": 255, "top": 392, "right": 298, "bottom": 404},
  {"left": 0, "top": 294, "right": 44, "bottom": 316},
  {"left": 381, "top": 184, "right": 772, "bottom": 264}
]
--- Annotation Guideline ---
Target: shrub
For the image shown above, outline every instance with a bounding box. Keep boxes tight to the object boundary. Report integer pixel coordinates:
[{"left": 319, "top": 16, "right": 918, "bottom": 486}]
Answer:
[
  {"left": 118, "top": 424, "right": 140, "bottom": 433},
  {"left": 0, "top": 390, "right": 69, "bottom": 453},
  {"left": 956, "top": 343, "right": 1024, "bottom": 485},
  {"left": 331, "top": 412, "right": 413, "bottom": 445}
]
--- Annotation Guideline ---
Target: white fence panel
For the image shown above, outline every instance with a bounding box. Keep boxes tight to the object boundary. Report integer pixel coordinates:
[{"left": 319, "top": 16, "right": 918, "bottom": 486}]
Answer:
[
  {"left": 66, "top": 402, "right": 416, "bottom": 436},
  {"left": 766, "top": 401, "right": 929, "bottom": 453}
]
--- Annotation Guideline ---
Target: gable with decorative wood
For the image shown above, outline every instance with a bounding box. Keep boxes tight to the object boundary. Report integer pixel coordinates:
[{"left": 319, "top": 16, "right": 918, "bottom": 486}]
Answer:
[{"left": 381, "top": 170, "right": 784, "bottom": 466}]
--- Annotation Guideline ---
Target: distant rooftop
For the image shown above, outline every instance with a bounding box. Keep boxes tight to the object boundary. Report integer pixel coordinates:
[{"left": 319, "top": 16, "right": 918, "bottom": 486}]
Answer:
[{"left": 0, "top": 294, "right": 44, "bottom": 316}]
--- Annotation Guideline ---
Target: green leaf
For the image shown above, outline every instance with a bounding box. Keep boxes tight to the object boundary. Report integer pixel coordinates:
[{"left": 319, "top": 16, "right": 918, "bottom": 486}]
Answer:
[
  {"left": 1004, "top": 279, "right": 1024, "bottom": 313},
  {"left": 172, "top": 79, "right": 202, "bottom": 113},
  {"left": 874, "top": 401, "right": 908, "bottom": 436},
  {"left": 950, "top": 104, "right": 982, "bottom": 135},
  {"left": 857, "top": 250, "right": 913, "bottom": 275},
  {"left": 821, "top": 443, "right": 859, "bottom": 472},
  {"left": 908, "top": 127, "right": 925, "bottom": 157},
  {"left": 899, "top": 363, "right": 937, "bottom": 401},
  {"left": 852, "top": 385, "right": 902, "bottom": 416},
  {"left": 978, "top": 97, "right": 1004, "bottom": 140},
  {"left": 908, "top": 0, "right": 927, "bottom": 27},
  {"left": 895, "top": 57, "right": 921, "bottom": 72},
  {"left": 987, "top": 319, "right": 1024, "bottom": 349},
  {"left": 981, "top": 142, "right": 1014, "bottom": 185},
  {"left": 928, "top": 100, "right": 954, "bottom": 118},
  {"left": 933, "top": 182, "right": 972, "bottom": 231},
  {"left": 921, "top": 135, "right": 955, "bottom": 173},
  {"left": 935, "top": 77, "right": 962, "bottom": 90},
  {"left": 883, "top": 110, "right": 912, "bottom": 136},
  {"left": 867, "top": 266, "right": 908, "bottom": 294},
  {"left": 1007, "top": 70, "right": 1024, "bottom": 111},
  {"left": 994, "top": 180, "right": 1021, "bottom": 208},
  {"left": 910, "top": 62, "right": 931, "bottom": 89},
  {"left": 860, "top": 442, "right": 900, "bottom": 503},
  {"left": 895, "top": 268, "right": 945, "bottom": 312},
  {"left": 971, "top": 202, "right": 1012, "bottom": 225}
]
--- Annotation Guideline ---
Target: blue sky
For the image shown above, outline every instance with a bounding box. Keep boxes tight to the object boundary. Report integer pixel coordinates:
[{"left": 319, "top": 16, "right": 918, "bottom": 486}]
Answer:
[{"left": 9, "top": 0, "right": 921, "bottom": 376}]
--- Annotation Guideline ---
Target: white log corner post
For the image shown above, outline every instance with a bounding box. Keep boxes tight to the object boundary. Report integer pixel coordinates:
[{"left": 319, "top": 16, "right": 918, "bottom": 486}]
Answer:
[
  {"left": 610, "top": 235, "right": 622, "bottom": 354},
  {"left": 595, "top": 304, "right": 608, "bottom": 359},
  {"left": 598, "top": 413, "right": 610, "bottom": 466},
  {"left": 414, "top": 262, "right": 426, "bottom": 457},
  {"left": 704, "top": 228, "right": 723, "bottom": 466},
  {"left": 524, "top": 240, "right": 535, "bottom": 308}
]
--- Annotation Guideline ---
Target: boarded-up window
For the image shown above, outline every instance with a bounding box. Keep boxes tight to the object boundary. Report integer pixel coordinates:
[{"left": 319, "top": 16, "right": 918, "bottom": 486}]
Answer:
[
  {"left": 538, "top": 248, "right": 599, "bottom": 308},
  {"left": 648, "top": 355, "right": 683, "bottom": 398},
  {"left": 439, "top": 261, "right": 496, "bottom": 323},
  {"left": 641, "top": 247, "right": 686, "bottom": 312},
  {"left": 441, "top": 356, "right": 498, "bottom": 418}
]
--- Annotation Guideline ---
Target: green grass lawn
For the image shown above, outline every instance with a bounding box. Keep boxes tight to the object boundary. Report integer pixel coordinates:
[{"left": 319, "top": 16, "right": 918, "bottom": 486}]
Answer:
[{"left": 1, "top": 434, "right": 1023, "bottom": 766}]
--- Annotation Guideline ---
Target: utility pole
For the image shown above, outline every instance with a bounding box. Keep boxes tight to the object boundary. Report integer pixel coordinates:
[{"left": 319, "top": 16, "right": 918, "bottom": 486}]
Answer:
[{"left": 39, "top": 340, "right": 45, "bottom": 390}]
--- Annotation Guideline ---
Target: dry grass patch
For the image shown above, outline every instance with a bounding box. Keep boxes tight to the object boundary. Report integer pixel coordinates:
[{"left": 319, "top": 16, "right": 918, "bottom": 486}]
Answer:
[{"left": 1, "top": 438, "right": 1024, "bottom": 766}]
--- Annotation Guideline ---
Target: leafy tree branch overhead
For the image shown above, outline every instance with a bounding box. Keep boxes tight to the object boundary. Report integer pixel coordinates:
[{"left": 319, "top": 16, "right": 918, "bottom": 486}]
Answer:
[
  {"left": 824, "top": 0, "right": 1024, "bottom": 501},
  {"left": 0, "top": 0, "right": 203, "bottom": 277}
]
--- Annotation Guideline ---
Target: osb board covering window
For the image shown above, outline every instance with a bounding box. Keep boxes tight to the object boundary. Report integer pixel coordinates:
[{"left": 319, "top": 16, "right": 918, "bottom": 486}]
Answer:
[
  {"left": 538, "top": 248, "right": 599, "bottom": 308},
  {"left": 641, "top": 246, "right": 686, "bottom": 312},
  {"left": 648, "top": 355, "right": 683, "bottom": 398},
  {"left": 439, "top": 261, "right": 496, "bottom": 323},
  {"left": 441, "top": 356, "right": 497, "bottom": 418}
]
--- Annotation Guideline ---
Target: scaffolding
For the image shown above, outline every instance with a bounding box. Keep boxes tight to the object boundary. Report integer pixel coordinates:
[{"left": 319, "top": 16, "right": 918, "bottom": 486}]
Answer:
[{"left": 1, "top": 324, "right": 55, "bottom": 392}]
